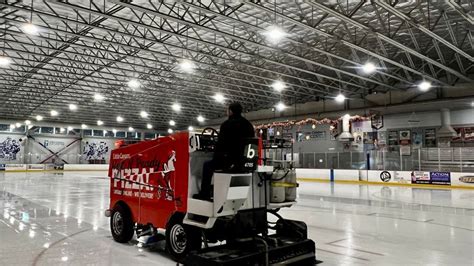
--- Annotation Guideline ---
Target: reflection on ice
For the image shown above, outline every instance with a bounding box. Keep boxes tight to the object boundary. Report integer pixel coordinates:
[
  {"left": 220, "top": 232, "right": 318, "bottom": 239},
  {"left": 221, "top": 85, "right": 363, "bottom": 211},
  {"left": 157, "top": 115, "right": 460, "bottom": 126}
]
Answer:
[{"left": 0, "top": 171, "right": 472, "bottom": 266}]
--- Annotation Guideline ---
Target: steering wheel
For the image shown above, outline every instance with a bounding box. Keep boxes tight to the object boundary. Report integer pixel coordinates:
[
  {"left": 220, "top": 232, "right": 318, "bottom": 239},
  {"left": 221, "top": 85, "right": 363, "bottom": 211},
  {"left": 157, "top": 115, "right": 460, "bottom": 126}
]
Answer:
[{"left": 201, "top": 127, "right": 218, "bottom": 137}]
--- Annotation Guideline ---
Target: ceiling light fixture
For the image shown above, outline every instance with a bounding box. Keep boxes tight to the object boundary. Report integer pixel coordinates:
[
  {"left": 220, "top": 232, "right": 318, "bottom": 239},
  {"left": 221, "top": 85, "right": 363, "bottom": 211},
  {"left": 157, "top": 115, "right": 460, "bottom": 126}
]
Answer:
[
  {"left": 197, "top": 115, "right": 205, "bottom": 123},
  {"left": 188, "top": 126, "right": 194, "bottom": 131},
  {"left": 271, "top": 80, "right": 285, "bottom": 92},
  {"left": 213, "top": 93, "right": 225, "bottom": 103},
  {"left": 69, "top": 104, "right": 77, "bottom": 111},
  {"left": 15, "top": 122, "right": 21, "bottom": 128},
  {"left": 50, "top": 110, "right": 58, "bottom": 116},
  {"left": 172, "top": 103, "right": 181, "bottom": 112},
  {"left": 167, "top": 128, "right": 173, "bottom": 134},
  {"left": 25, "top": 120, "right": 31, "bottom": 125},
  {"left": 128, "top": 127, "right": 134, "bottom": 132},
  {"left": 418, "top": 81, "right": 432, "bottom": 91},
  {"left": 116, "top": 116, "right": 124, "bottom": 122},
  {"left": 179, "top": 59, "right": 195, "bottom": 73},
  {"left": 146, "top": 123, "right": 153, "bottom": 129},
  {"left": 140, "top": 111, "right": 149, "bottom": 118},
  {"left": 169, "top": 120, "right": 176, "bottom": 126},
  {"left": 0, "top": 56, "right": 12, "bottom": 67},
  {"left": 335, "top": 93, "right": 346, "bottom": 103},
  {"left": 67, "top": 126, "right": 73, "bottom": 131},
  {"left": 112, "top": 129, "right": 117, "bottom": 134},
  {"left": 10, "top": 124, "right": 15, "bottom": 129},
  {"left": 275, "top": 102, "right": 286, "bottom": 112},
  {"left": 262, "top": 25, "right": 288, "bottom": 44},
  {"left": 35, "top": 115, "right": 43, "bottom": 121},
  {"left": 97, "top": 120, "right": 104, "bottom": 126},
  {"left": 81, "top": 124, "right": 87, "bottom": 129},
  {"left": 128, "top": 79, "right": 141, "bottom": 89},
  {"left": 22, "top": 23, "right": 39, "bottom": 35},
  {"left": 362, "top": 62, "right": 376, "bottom": 74},
  {"left": 93, "top": 93, "right": 104, "bottom": 101}
]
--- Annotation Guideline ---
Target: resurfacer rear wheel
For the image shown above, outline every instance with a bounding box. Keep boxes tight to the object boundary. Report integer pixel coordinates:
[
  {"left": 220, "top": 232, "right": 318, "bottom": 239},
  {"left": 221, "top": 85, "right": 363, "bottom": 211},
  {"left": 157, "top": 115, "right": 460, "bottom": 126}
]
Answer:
[
  {"left": 166, "top": 216, "right": 201, "bottom": 262},
  {"left": 110, "top": 204, "right": 134, "bottom": 243}
]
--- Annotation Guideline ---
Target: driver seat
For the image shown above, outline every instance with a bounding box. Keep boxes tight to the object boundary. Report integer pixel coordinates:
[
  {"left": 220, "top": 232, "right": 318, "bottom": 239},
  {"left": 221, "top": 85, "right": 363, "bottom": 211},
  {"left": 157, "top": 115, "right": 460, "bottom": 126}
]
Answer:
[{"left": 184, "top": 138, "right": 259, "bottom": 229}]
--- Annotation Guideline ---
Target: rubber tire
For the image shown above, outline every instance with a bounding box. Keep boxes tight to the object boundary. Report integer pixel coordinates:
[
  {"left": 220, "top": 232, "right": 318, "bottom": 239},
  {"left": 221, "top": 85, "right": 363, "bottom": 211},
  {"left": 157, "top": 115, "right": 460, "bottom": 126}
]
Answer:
[
  {"left": 165, "top": 215, "right": 201, "bottom": 262},
  {"left": 110, "top": 204, "right": 134, "bottom": 243}
]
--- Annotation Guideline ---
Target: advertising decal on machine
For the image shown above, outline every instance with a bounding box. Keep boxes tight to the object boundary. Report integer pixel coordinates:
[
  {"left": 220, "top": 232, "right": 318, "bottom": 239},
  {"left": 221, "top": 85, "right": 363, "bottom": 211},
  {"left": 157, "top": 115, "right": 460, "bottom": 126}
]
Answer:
[{"left": 110, "top": 150, "right": 177, "bottom": 202}]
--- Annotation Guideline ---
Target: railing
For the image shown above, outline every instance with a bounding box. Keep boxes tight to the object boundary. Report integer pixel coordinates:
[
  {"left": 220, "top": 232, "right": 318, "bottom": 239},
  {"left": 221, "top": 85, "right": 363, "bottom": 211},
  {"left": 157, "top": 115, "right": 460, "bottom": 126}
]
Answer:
[{"left": 296, "top": 147, "right": 474, "bottom": 172}]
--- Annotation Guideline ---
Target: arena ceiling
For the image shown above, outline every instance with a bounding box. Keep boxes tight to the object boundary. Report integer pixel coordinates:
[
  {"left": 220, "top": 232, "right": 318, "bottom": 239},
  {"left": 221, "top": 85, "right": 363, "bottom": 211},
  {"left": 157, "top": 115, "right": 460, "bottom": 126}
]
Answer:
[{"left": 0, "top": 0, "right": 473, "bottom": 130}]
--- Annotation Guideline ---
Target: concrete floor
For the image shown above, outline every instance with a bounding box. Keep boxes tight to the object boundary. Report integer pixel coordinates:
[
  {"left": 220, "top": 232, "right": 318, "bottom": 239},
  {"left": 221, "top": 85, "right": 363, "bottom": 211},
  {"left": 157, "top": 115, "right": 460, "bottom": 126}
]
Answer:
[{"left": 1, "top": 171, "right": 473, "bottom": 265}]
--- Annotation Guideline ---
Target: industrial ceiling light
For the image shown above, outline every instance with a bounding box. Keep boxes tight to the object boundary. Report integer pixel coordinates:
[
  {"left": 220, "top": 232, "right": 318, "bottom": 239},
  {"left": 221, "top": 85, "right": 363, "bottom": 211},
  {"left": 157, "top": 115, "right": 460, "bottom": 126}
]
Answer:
[
  {"left": 168, "top": 128, "right": 173, "bottom": 134},
  {"left": 262, "top": 25, "right": 288, "bottom": 44},
  {"left": 22, "top": 23, "right": 39, "bottom": 35},
  {"left": 172, "top": 103, "right": 181, "bottom": 112},
  {"left": 0, "top": 56, "right": 12, "bottom": 67},
  {"left": 93, "top": 93, "right": 104, "bottom": 101},
  {"left": 128, "top": 127, "right": 134, "bottom": 132},
  {"left": 179, "top": 59, "right": 195, "bottom": 73},
  {"left": 213, "top": 93, "right": 225, "bottom": 103},
  {"left": 60, "top": 127, "right": 65, "bottom": 133},
  {"left": 146, "top": 123, "right": 153, "bottom": 129},
  {"left": 335, "top": 93, "right": 346, "bottom": 103},
  {"left": 271, "top": 80, "right": 285, "bottom": 92},
  {"left": 116, "top": 116, "right": 124, "bottom": 122},
  {"left": 67, "top": 126, "right": 73, "bottom": 131},
  {"left": 418, "top": 81, "right": 432, "bottom": 91},
  {"left": 112, "top": 129, "right": 117, "bottom": 134},
  {"left": 197, "top": 115, "right": 205, "bottom": 123},
  {"left": 275, "top": 102, "right": 286, "bottom": 111},
  {"left": 24, "top": 120, "right": 31, "bottom": 125},
  {"left": 128, "top": 79, "right": 140, "bottom": 89},
  {"left": 362, "top": 62, "right": 376, "bottom": 74},
  {"left": 81, "top": 124, "right": 87, "bottom": 129},
  {"left": 15, "top": 122, "right": 21, "bottom": 128},
  {"left": 69, "top": 104, "right": 77, "bottom": 111},
  {"left": 169, "top": 120, "right": 176, "bottom": 126},
  {"left": 50, "top": 110, "right": 58, "bottom": 116},
  {"left": 97, "top": 120, "right": 104, "bottom": 126},
  {"left": 35, "top": 115, "right": 43, "bottom": 121},
  {"left": 140, "top": 111, "right": 149, "bottom": 118},
  {"left": 188, "top": 126, "right": 194, "bottom": 131},
  {"left": 10, "top": 124, "right": 15, "bottom": 129}
]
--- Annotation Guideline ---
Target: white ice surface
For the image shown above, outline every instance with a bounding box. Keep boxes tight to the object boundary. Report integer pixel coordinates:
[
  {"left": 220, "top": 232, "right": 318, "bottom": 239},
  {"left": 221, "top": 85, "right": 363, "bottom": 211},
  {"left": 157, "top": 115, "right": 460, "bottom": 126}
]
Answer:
[{"left": 0, "top": 171, "right": 472, "bottom": 265}]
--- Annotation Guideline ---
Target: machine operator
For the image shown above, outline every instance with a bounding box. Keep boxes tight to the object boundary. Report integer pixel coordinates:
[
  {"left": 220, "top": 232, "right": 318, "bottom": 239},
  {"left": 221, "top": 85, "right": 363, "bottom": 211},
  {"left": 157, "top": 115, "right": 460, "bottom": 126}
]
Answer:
[{"left": 194, "top": 102, "right": 255, "bottom": 200}]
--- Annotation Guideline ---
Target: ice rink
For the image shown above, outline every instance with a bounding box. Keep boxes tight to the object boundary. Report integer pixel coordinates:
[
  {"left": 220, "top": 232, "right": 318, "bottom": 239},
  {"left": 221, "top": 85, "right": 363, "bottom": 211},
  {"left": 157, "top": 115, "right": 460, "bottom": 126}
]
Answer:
[{"left": 1, "top": 171, "right": 473, "bottom": 265}]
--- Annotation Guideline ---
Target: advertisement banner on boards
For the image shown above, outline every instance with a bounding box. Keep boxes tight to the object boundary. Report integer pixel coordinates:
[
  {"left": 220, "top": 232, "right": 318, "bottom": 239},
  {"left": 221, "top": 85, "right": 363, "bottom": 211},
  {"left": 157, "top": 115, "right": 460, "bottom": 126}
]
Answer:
[
  {"left": 27, "top": 164, "right": 45, "bottom": 171},
  {"left": 5, "top": 164, "right": 26, "bottom": 171},
  {"left": 429, "top": 172, "right": 451, "bottom": 185},
  {"left": 411, "top": 171, "right": 450, "bottom": 185}
]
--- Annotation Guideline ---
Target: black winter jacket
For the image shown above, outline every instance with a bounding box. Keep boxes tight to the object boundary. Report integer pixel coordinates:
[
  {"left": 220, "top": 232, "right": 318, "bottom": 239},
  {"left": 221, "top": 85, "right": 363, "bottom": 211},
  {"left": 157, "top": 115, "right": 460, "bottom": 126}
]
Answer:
[{"left": 214, "top": 114, "right": 255, "bottom": 168}]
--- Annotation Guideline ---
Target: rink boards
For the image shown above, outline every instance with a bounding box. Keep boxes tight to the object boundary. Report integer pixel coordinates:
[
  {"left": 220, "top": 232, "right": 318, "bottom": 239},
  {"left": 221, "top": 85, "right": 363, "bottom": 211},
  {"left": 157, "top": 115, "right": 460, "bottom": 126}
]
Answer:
[
  {"left": 296, "top": 169, "right": 474, "bottom": 189},
  {"left": 1, "top": 163, "right": 473, "bottom": 189}
]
